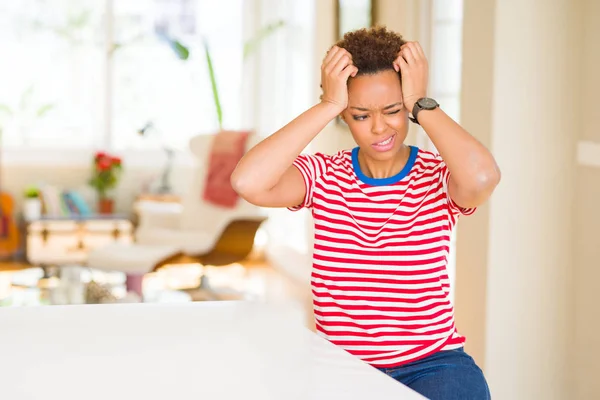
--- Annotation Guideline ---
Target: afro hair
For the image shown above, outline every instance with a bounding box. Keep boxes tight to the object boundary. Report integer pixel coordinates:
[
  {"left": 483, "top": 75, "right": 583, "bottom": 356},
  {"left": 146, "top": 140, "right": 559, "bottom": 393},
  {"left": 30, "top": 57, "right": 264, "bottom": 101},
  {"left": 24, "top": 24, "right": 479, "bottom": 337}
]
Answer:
[{"left": 335, "top": 25, "right": 406, "bottom": 75}]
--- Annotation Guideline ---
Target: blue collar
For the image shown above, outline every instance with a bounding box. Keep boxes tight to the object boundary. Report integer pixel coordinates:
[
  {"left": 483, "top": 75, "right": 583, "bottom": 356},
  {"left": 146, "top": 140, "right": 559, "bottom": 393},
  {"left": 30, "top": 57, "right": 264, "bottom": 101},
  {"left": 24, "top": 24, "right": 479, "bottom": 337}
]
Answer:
[{"left": 352, "top": 145, "right": 418, "bottom": 186}]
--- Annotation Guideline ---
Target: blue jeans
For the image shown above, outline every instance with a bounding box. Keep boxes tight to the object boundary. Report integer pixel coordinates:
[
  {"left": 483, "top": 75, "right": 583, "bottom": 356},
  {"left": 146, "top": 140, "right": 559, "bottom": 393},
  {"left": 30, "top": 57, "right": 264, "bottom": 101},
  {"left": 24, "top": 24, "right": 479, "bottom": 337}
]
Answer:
[{"left": 378, "top": 348, "right": 491, "bottom": 400}]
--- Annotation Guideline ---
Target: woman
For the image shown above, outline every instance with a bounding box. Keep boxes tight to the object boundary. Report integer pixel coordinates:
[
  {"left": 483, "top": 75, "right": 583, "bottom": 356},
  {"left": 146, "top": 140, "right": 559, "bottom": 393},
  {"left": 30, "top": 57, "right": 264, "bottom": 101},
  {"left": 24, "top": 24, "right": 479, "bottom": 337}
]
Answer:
[{"left": 231, "top": 26, "right": 499, "bottom": 400}]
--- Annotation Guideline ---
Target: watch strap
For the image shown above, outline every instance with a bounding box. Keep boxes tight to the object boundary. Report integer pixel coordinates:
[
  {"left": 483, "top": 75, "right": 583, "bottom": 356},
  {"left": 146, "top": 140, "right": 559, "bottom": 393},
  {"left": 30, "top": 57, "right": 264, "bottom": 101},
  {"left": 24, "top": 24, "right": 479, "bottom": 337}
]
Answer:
[{"left": 409, "top": 98, "right": 439, "bottom": 125}]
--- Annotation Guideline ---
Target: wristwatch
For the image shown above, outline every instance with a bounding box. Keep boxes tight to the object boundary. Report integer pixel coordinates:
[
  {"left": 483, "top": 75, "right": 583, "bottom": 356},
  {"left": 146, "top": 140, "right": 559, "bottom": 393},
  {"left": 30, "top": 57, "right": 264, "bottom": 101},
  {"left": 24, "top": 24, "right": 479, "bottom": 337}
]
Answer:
[{"left": 409, "top": 97, "right": 440, "bottom": 125}]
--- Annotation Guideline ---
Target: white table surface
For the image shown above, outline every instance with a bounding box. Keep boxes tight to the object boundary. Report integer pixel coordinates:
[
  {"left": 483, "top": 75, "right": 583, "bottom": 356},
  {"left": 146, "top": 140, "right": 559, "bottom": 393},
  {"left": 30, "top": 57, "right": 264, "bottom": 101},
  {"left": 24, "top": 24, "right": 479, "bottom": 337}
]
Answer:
[{"left": 0, "top": 301, "right": 425, "bottom": 399}]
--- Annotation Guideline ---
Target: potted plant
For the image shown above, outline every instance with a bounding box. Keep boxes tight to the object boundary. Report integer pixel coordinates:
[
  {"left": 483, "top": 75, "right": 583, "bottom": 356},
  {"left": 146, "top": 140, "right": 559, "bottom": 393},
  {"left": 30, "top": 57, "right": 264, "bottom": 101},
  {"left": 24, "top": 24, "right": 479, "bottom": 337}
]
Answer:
[
  {"left": 88, "top": 151, "right": 122, "bottom": 214},
  {"left": 23, "top": 185, "right": 42, "bottom": 220}
]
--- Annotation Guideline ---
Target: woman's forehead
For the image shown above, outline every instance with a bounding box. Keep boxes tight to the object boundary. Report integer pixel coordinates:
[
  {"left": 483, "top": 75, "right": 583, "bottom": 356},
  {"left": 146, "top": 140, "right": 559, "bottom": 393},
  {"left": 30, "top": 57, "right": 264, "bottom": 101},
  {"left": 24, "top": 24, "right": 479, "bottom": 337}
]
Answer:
[{"left": 347, "top": 71, "right": 403, "bottom": 106}]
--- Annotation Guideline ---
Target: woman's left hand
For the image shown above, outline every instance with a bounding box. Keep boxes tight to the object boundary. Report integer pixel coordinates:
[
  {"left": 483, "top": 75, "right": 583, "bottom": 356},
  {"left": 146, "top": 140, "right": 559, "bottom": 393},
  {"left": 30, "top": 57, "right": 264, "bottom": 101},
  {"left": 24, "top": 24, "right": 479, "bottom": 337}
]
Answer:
[{"left": 393, "top": 41, "right": 429, "bottom": 114}]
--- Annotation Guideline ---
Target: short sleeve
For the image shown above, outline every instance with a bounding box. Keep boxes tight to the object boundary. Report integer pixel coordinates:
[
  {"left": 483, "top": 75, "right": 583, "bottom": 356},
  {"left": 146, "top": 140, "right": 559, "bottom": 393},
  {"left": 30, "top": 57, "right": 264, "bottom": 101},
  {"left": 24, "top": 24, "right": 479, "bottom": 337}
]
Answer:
[
  {"left": 438, "top": 159, "right": 476, "bottom": 217},
  {"left": 287, "top": 152, "right": 330, "bottom": 211}
]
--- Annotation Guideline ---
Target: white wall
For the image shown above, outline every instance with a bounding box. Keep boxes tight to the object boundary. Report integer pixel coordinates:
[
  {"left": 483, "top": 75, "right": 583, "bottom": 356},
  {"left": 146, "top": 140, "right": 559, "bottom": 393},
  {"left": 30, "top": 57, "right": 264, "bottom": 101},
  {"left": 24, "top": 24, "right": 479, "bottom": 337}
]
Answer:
[
  {"left": 457, "top": 0, "right": 583, "bottom": 398},
  {"left": 573, "top": 0, "right": 600, "bottom": 398},
  {"left": 447, "top": 0, "right": 495, "bottom": 370},
  {"left": 485, "top": 0, "right": 578, "bottom": 397}
]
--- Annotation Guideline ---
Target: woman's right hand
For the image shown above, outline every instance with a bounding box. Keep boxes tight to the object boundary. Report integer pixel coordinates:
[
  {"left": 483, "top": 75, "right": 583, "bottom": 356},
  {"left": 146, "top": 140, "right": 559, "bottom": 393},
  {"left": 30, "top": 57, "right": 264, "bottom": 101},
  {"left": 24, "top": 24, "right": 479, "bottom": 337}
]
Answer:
[
  {"left": 232, "top": 47, "right": 356, "bottom": 208},
  {"left": 320, "top": 46, "right": 358, "bottom": 110}
]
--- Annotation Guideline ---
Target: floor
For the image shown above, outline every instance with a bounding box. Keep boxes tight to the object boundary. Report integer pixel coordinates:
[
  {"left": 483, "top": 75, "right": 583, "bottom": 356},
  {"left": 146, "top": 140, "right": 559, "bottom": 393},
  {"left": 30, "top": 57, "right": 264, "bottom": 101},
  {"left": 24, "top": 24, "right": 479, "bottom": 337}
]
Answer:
[{"left": 0, "top": 257, "right": 315, "bottom": 329}]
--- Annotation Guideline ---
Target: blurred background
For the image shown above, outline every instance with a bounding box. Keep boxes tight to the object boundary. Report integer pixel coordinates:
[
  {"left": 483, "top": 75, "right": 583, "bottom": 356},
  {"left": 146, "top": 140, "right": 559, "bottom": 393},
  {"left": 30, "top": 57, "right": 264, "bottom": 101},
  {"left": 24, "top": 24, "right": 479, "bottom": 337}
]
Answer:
[{"left": 0, "top": 0, "right": 597, "bottom": 399}]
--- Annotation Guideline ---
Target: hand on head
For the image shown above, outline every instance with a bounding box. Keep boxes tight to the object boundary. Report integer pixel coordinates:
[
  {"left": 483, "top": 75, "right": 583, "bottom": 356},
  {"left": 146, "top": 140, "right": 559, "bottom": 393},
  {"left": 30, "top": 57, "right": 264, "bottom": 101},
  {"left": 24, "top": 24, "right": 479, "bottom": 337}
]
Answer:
[
  {"left": 320, "top": 46, "right": 358, "bottom": 110},
  {"left": 320, "top": 41, "right": 430, "bottom": 115},
  {"left": 393, "top": 41, "right": 429, "bottom": 112}
]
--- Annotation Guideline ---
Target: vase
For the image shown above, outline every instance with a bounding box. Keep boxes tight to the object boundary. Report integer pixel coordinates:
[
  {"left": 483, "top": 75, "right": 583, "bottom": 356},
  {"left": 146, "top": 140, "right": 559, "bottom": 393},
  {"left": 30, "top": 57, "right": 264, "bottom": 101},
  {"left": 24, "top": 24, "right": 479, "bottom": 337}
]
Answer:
[
  {"left": 23, "top": 198, "right": 42, "bottom": 220},
  {"left": 98, "top": 197, "right": 114, "bottom": 215}
]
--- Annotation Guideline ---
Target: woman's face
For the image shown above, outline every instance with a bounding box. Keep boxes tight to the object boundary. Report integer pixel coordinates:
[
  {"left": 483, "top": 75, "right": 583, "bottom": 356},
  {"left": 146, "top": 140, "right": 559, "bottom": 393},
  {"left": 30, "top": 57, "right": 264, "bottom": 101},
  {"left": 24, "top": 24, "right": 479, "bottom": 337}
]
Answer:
[{"left": 341, "top": 70, "right": 409, "bottom": 162}]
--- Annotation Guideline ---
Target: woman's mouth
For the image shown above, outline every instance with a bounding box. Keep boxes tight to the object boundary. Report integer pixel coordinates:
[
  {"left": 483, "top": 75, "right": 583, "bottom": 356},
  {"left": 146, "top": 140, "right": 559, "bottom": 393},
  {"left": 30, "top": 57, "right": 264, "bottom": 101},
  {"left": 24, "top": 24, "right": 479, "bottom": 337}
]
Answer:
[{"left": 372, "top": 134, "right": 396, "bottom": 152}]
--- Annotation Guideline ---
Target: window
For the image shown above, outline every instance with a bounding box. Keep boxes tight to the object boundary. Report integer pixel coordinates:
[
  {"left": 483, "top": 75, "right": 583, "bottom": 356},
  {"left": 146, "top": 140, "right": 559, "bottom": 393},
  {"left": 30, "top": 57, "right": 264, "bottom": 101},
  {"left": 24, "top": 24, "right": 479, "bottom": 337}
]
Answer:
[
  {"left": 111, "top": 0, "right": 244, "bottom": 150},
  {"left": 430, "top": 0, "right": 464, "bottom": 123},
  {"left": 335, "top": 0, "right": 374, "bottom": 40},
  {"left": 416, "top": 0, "right": 464, "bottom": 150},
  {"left": 0, "top": 0, "right": 244, "bottom": 153},
  {"left": 419, "top": 0, "right": 465, "bottom": 298},
  {"left": 0, "top": 0, "right": 106, "bottom": 149},
  {"left": 247, "top": 0, "right": 316, "bottom": 255}
]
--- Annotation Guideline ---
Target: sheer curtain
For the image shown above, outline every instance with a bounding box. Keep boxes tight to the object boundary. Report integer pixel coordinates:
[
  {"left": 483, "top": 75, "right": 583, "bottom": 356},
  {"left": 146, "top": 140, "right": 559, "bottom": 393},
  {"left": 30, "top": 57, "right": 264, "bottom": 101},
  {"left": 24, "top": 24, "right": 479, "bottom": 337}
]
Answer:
[
  {"left": 0, "top": 0, "right": 106, "bottom": 149},
  {"left": 111, "top": 0, "right": 245, "bottom": 151},
  {"left": 243, "top": 0, "right": 316, "bottom": 280},
  {"left": 421, "top": 0, "right": 465, "bottom": 299},
  {"left": 0, "top": 0, "right": 245, "bottom": 155}
]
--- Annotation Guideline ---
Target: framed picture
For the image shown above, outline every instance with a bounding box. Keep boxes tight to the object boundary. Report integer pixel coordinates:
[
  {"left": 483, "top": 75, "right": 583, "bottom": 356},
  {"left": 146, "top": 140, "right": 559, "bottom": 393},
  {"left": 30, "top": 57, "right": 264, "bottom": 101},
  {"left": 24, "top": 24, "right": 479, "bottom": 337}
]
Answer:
[{"left": 335, "top": 0, "right": 375, "bottom": 40}]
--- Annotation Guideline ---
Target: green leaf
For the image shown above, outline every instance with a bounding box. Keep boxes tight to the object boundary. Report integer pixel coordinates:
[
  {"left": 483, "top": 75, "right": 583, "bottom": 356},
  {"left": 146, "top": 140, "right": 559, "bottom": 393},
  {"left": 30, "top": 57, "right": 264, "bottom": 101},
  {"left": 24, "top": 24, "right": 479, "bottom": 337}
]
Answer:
[
  {"left": 68, "top": 9, "right": 91, "bottom": 30},
  {"left": 0, "top": 104, "right": 13, "bottom": 117},
  {"left": 111, "top": 42, "right": 123, "bottom": 54},
  {"left": 51, "top": 26, "right": 75, "bottom": 42},
  {"left": 166, "top": 38, "right": 189, "bottom": 60},
  {"left": 24, "top": 185, "right": 40, "bottom": 198},
  {"left": 112, "top": 34, "right": 145, "bottom": 55},
  {"left": 156, "top": 32, "right": 190, "bottom": 60},
  {"left": 36, "top": 103, "right": 55, "bottom": 118},
  {"left": 172, "top": 40, "right": 190, "bottom": 60},
  {"left": 19, "top": 85, "right": 35, "bottom": 111},
  {"left": 203, "top": 39, "right": 223, "bottom": 129},
  {"left": 243, "top": 20, "right": 285, "bottom": 60}
]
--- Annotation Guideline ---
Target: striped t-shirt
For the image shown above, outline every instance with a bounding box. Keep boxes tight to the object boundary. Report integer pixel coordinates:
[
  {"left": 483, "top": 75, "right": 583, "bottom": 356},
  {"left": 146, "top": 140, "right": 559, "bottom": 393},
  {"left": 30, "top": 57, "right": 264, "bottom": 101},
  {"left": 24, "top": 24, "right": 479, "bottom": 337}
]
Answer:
[{"left": 289, "top": 145, "right": 475, "bottom": 368}]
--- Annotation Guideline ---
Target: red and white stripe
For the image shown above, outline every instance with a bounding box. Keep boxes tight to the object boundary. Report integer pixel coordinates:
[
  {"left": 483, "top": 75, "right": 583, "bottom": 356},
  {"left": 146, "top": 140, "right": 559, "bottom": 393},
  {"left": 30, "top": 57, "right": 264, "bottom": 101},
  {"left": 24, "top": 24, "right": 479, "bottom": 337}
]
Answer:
[{"left": 290, "top": 147, "right": 474, "bottom": 368}]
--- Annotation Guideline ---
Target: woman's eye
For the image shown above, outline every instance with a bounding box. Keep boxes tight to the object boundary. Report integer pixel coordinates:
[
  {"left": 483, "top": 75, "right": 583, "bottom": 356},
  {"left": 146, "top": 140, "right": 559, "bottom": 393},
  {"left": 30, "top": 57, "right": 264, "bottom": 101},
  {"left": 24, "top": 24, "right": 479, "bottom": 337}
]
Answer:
[{"left": 352, "top": 109, "right": 400, "bottom": 121}]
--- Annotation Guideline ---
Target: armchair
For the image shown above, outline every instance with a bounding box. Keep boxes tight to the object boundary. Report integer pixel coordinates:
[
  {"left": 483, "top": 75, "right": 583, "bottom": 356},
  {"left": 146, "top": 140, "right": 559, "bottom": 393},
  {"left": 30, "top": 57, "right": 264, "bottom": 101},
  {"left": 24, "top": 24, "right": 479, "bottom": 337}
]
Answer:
[{"left": 86, "top": 132, "right": 266, "bottom": 298}]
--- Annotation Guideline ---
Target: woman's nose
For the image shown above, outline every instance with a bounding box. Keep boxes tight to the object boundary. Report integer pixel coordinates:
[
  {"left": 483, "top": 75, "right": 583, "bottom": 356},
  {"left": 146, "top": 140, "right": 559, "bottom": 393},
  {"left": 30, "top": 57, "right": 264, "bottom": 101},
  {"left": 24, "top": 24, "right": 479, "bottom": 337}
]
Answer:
[{"left": 371, "top": 114, "right": 387, "bottom": 135}]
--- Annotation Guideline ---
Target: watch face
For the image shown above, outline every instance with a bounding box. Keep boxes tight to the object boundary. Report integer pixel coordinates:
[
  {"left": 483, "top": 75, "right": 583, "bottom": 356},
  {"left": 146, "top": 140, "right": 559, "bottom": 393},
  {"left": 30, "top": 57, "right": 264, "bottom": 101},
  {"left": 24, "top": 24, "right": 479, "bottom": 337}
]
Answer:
[{"left": 418, "top": 98, "right": 439, "bottom": 110}]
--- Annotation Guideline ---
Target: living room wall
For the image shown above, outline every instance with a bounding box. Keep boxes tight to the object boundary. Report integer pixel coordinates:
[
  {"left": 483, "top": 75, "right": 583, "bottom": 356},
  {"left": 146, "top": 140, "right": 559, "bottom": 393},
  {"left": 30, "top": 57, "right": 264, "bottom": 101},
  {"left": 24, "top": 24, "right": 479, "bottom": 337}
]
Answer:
[
  {"left": 572, "top": 0, "right": 600, "bottom": 398},
  {"left": 456, "top": 0, "right": 600, "bottom": 398}
]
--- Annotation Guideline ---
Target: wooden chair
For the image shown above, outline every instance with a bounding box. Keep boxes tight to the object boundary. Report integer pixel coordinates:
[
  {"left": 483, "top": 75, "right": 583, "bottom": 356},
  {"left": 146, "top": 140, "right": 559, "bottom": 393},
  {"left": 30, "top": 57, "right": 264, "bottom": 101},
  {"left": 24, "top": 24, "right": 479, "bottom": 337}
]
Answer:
[{"left": 151, "top": 217, "right": 266, "bottom": 269}]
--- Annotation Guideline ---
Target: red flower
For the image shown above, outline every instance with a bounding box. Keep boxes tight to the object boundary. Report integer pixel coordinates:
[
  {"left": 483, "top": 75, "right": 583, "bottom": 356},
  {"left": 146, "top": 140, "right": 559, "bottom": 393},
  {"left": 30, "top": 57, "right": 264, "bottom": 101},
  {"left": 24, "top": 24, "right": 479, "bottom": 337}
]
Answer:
[
  {"left": 89, "top": 150, "right": 123, "bottom": 198},
  {"left": 97, "top": 158, "right": 112, "bottom": 171}
]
